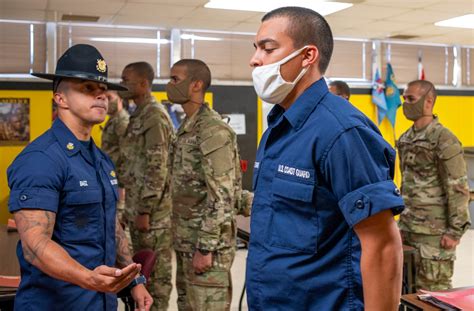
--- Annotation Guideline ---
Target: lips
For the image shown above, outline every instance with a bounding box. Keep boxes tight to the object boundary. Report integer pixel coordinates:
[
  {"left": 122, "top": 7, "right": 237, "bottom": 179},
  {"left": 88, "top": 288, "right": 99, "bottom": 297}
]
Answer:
[{"left": 91, "top": 104, "right": 107, "bottom": 111}]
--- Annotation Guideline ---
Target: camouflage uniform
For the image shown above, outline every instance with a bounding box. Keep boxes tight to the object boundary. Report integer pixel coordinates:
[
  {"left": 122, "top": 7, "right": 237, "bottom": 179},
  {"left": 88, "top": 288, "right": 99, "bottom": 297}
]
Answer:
[
  {"left": 101, "top": 109, "right": 129, "bottom": 221},
  {"left": 397, "top": 117, "right": 470, "bottom": 291},
  {"left": 119, "top": 96, "right": 174, "bottom": 311},
  {"left": 171, "top": 104, "right": 245, "bottom": 311}
]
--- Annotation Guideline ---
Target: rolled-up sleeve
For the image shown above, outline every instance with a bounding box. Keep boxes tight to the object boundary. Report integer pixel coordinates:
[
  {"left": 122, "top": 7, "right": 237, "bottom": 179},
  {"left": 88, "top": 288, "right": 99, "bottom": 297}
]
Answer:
[
  {"left": 7, "top": 151, "right": 62, "bottom": 213},
  {"left": 323, "top": 126, "right": 404, "bottom": 227}
]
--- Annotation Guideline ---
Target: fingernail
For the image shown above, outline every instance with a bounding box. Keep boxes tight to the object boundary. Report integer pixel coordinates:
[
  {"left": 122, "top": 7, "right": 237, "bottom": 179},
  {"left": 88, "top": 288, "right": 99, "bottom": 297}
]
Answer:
[{"left": 115, "top": 269, "right": 122, "bottom": 276}]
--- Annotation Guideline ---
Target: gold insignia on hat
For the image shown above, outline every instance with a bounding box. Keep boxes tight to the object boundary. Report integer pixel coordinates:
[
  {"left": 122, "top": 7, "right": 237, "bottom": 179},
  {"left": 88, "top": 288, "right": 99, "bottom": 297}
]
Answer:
[
  {"left": 66, "top": 142, "right": 75, "bottom": 150},
  {"left": 96, "top": 59, "right": 107, "bottom": 73},
  {"left": 110, "top": 170, "right": 116, "bottom": 177}
]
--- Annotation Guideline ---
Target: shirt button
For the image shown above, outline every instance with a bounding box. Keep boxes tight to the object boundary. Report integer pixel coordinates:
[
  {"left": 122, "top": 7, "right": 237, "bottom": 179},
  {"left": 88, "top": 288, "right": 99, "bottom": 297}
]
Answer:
[
  {"left": 20, "top": 195, "right": 28, "bottom": 201},
  {"left": 394, "top": 188, "right": 401, "bottom": 196},
  {"left": 355, "top": 199, "right": 364, "bottom": 209}
]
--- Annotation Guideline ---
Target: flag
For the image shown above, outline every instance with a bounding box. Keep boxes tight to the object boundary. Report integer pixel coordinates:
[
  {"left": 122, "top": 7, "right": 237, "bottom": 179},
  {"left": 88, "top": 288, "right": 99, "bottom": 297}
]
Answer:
[
  {"left": 384, "top": 63, "right": 402, "bottom": 127},
  {"left": 371, "top": 68, "right": 387, "bottom": 124},
  {"left": 418, "top": 54, "right": 425, "bottom": 80}
]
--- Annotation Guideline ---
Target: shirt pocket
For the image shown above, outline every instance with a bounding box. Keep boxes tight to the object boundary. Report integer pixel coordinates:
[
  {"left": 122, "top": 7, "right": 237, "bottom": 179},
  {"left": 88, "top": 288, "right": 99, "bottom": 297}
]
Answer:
[
  {"left": 269, "top": 176, "right": 318, "bottom": 254},
  {"left": 61, "top": 189, "right": 103, "bottom": 243}
]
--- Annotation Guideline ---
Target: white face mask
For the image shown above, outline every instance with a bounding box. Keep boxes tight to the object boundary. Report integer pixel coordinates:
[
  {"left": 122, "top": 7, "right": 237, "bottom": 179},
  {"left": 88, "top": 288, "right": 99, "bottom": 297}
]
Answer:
[{"left": 252, "top": 46, "right": 309, "bottom": 104}]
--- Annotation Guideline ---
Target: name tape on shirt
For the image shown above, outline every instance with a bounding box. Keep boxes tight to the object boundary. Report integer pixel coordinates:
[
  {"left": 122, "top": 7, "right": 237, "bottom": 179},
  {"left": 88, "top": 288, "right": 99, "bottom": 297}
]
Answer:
[
  {"left": 277, "top": 164, "right": 311, "bottom": 179},
  {"left": 110, "top": 179, "right": 118, "bottom": 185}
]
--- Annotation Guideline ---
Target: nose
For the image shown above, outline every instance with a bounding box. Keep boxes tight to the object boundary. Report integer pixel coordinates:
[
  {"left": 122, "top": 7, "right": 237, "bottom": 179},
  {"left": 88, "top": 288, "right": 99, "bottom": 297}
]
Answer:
[{"left": 249, "top": 51, "right": 263, "bottom": 68}]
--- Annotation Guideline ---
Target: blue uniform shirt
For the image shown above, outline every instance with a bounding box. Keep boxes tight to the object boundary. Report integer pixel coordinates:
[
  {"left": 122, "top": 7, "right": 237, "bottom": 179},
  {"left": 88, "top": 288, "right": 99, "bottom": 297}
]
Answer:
[
  {"left": 246, "top": 78, "right": 404, "bottom": 310},
  {"left": 8, "top": 119, "right": 119, "bottom": 310}
]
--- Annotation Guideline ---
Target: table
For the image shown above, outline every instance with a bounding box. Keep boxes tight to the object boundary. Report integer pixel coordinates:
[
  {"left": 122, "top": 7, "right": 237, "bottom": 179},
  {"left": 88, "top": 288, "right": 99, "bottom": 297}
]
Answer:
[
  {"left": 0, "top": 224, "right": 20, "bottom": 310},
  {"left": 403, "top": 245, "right": 416, "bottom": 294},
  {"left": 400, "top": 293, "right": 442, "bottom": 311}
]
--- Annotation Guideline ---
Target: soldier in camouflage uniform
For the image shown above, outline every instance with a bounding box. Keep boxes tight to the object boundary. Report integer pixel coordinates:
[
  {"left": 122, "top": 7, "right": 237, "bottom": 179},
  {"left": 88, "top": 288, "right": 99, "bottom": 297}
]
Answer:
[
  {"left": 397, "top": 80, "right": 471, "bottom": 291},
  {"left": 118, "top": 62, "right": 174, "bottom": 310},
  {"left": 167, "top": 59, "right": 250, "bottom": 311},
  {"left": 101, "top": 91, "right": 129, "bottom": 223}
]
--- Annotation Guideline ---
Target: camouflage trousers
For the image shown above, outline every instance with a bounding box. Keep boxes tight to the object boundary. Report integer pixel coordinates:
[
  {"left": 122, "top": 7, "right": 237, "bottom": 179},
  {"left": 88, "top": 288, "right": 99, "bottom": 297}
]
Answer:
[
  {"left": 402, "top": 232, "right": 455, "bottom": 291},
  {"left": 130, "top": 225, "right": 173, "bottom": 311},
  {"left": 175, "top": 249, "right": 235, "bottom": 311}
]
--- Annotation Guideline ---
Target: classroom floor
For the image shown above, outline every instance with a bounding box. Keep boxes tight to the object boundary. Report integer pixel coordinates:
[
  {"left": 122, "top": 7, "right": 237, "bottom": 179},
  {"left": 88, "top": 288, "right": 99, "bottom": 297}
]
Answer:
[{"left": 120, "top": 229, "right": 474, "bottom": 311}]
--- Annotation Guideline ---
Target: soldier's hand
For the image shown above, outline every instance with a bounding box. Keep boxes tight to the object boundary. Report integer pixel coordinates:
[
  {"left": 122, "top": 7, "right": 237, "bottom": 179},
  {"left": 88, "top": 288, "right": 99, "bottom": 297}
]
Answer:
[
  {"left": 193, "top": 251, "right": 213, "bottom": 274},
  {"left": 135, "top": 214, "right": 150, "bottom": 232},
  {"left": 85, "top": 263, "right": 141, "bottom": 293},
  {"left": 131, "top": 284, "right": 153, "bottom": 311},
  {"left": 440, "top": 234, "right": 460, "bottom": 250}
]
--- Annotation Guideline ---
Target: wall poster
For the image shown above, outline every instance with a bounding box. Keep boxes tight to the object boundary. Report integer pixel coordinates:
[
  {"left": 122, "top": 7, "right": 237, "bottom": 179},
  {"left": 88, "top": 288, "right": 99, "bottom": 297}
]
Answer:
[{"left": 0, "top": 98, "right": 30, "bottom": 145}]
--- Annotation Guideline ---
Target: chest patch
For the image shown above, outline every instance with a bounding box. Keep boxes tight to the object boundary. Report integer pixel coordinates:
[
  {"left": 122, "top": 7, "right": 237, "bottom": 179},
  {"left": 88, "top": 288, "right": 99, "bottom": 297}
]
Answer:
[{"left": 277, "top": 164, "right": 311, "bottom": 179}]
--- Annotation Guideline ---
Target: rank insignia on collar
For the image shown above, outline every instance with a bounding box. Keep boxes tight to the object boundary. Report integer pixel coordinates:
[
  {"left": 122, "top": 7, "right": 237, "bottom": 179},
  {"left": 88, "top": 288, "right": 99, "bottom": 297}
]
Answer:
[
  {"left": 110, "top": 170, "right": 116, "bottom": 177},
  {"left": 96, "top": 59, "right": 107, "bottom": 73},
  {"left": 66, "top": 142, "right": 74, "bottom": 150}
]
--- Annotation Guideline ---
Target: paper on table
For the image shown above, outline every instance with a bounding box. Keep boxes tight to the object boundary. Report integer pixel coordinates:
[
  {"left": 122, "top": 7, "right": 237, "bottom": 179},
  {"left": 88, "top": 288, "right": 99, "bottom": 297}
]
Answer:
[{"left": 420, "top": 287, "right": 474, "bottom": 311}]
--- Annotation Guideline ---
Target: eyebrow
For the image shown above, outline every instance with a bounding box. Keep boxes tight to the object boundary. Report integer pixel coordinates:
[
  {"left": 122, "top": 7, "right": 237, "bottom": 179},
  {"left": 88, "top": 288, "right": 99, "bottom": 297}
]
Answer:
[{"left": 254, "top": 38, "right": 279, "bottom": 48}]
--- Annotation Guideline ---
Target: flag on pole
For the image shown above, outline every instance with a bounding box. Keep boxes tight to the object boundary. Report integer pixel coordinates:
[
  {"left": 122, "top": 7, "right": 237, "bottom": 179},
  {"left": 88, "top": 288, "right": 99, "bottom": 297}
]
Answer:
[
  {"left": 384, "top": 63, "right": 402, "bottom": 127},
  {"left": 371, "top": 68, "right": 387, "bottom": 124},
  {"left": 418, "top": 51, "right": 425, "bottom": 80}
]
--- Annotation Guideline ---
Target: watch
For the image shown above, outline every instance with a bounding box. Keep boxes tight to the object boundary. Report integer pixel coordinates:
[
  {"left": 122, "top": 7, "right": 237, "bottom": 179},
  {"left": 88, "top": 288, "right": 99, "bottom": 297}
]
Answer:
[{"left": 128, "top": 274, "right": 146, "bottom": 290}]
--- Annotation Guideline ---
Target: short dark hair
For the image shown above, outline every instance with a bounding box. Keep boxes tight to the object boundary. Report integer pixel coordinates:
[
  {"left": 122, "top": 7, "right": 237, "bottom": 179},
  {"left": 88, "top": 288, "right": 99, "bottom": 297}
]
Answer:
[
  {"left": 124, "top": 61, "right": 155, "bottom": 86},
  {"left": 329, "top": 80, "right": 351, "bottom": 100},
  {"left": 407, "top": 80, "right": 437, "bottom": 104},
  {"left": 173, "top": 59, "right": 212, "bottom": 91},
  {"left": 262, "top": 6, "right": 334, "bottom": 74}
]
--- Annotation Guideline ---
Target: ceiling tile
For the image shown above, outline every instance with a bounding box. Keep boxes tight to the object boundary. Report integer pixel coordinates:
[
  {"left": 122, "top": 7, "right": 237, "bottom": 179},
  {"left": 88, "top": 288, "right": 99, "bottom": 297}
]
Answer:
[
  {"left": 46, "top": 0, "right": 126, "bottom": 15},
  {"left": 0, "top": 0, "right": 48, "bottom": 10},
  {"left": 330, "top": 4, "right": 412, "bottom": 20},
  {"left": 180, "top": 7, "right": 262, "bottom": 22},
  {"left": 362, "top": 0, "right": 443, "bottom": 9},
  {"left": 0, "top": 9, "right": 46, "bottom": 21},
  {"left": 118, "top": 3, "right": 196, "bottom": 18}
]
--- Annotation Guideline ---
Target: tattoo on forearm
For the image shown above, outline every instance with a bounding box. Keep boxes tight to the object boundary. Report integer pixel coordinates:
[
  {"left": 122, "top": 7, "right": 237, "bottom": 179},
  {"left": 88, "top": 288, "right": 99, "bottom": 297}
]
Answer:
[
  {"left": 14, "top": 210, "right": 55, "bottom": 265},
  {"left": 115, "top": 217, "right": 133, "bottom": 267}
]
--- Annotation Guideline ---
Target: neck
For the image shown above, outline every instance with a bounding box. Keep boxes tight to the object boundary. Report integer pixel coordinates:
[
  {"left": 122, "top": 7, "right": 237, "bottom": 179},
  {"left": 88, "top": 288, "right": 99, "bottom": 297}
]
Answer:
[
  {"left": 58, "top": 114, "right": 93, "bottom": 141},
  {"left": 134, "top": 92, "right": 151, "bottom": 106},
  {"left": 414, "top": 115, "right": 434, "bottom": 130},
  {"left": 280, "top": 71, "right": 321, "bottom": 110},
  {"left": 182, "top": 101, "right": 201, "bottom": 117}
]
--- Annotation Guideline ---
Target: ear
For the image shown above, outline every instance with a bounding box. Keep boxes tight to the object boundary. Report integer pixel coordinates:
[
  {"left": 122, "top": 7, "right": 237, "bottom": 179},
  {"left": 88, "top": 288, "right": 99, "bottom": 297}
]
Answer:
[
  {"left": 424, "top": 95, "right": 434, "bottom": 112},
  {"left": 53, "top": 93, "right": 68, "bottom": 110},
  {"left": 302, "top": 45, "right": 319, "bottom": 67},
  {"left": 191, "top": 80, "right": 204, "bottom": 93}
]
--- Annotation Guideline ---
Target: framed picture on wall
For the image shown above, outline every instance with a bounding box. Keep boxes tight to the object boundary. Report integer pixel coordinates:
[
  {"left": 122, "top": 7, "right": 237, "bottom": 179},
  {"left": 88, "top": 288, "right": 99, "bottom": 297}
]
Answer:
[{"left": 0, "top": 98, "right": 30, "bottom": 145}]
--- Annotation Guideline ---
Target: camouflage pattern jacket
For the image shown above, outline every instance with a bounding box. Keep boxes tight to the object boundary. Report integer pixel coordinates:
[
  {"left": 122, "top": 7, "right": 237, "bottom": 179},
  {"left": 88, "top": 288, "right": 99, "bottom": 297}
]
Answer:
[
  {"left": 119, "top": 96, "right": 175, "bottom": 226},
  {"left": 397, "top": 117, "right": 470, "bottom": 239},
  {"left": 101, "top": 109, "right": 129, "bottom": 167},
  {"left": 170, "top": 104, "right": 244, "bottom": 253}
]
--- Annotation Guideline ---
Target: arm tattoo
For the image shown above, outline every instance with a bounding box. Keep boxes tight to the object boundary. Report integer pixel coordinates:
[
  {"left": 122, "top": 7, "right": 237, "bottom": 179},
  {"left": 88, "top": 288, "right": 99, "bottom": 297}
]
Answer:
[
  {"left": 14, "top": 210, "right": 55, "bottom": 265},
  {"left": 115, "top": 216, "right": 133, "bottom": 267}
]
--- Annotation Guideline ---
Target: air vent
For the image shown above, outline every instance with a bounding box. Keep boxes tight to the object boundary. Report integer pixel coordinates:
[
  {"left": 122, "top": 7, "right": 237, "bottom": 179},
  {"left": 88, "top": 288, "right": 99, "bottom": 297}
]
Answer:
[
  {"left": 62, "top": 14, "right": 100, "bottom": 22},
  {"left": 387, "top": 34, "right": 419, "bottom": 40}
]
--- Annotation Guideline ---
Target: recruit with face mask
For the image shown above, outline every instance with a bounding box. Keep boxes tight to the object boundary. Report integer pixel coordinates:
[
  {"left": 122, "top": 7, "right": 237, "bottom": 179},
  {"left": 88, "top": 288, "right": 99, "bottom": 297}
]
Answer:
[
  {"left": 397, "top": 80, "right": 471, "bottom": 291},
  {"left": 246, "top": 6, "right": 405, "bottom": 310}
]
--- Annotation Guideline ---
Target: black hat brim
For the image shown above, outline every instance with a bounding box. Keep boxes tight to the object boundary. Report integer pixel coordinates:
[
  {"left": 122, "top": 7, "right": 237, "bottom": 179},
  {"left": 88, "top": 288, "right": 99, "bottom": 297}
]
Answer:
[{"left": 32, "top": 73, "right": 128, "bottom": 91}]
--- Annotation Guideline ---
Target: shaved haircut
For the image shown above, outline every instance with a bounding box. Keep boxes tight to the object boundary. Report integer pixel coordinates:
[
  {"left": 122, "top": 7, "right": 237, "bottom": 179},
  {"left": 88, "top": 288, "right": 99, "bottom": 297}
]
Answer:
[
  {"left": 262, "top": 6, "right": 334, "bottom": 74},
  {"left": 407, "top": 80, "right": 437, "bottom": 104},
  {"left": 173, "top": 59, "right": 212, "bottom": 91},
  {"left": 124, "top": 61, "right": 155, "bottom": 86}
]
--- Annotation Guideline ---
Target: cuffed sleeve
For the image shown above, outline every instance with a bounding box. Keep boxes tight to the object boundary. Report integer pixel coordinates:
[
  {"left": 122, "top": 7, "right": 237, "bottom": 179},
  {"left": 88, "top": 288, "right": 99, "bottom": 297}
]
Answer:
[
  {"left": 323, "top": 126, "right": 404, "bottom": 226},
  {"left": 339, "top": 180, "right": 404, "bottom": 227},
  {"left": 7, "top": 151, "right": 62, "bottom": 213}
]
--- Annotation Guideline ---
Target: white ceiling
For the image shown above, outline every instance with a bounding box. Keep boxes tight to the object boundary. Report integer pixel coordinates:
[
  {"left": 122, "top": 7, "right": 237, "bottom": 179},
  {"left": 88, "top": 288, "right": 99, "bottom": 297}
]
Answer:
[{"left": 0, "top": 0, "right": 473, "bottom": 45}]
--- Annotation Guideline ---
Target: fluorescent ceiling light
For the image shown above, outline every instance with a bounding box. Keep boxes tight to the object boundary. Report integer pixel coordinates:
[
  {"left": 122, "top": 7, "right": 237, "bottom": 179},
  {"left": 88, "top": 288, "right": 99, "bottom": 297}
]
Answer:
[
  {"left": 204, "top": 0, "right": 353, "bottom": 15},
  {"left": 435, "top": 14, "right": 474, "bottom": 29},
  {"left": 181, "top": 34, "right": 222, "bottom": 41},
  {"left": 90, "top": 37, "right": 170, "bottom": 44}
]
